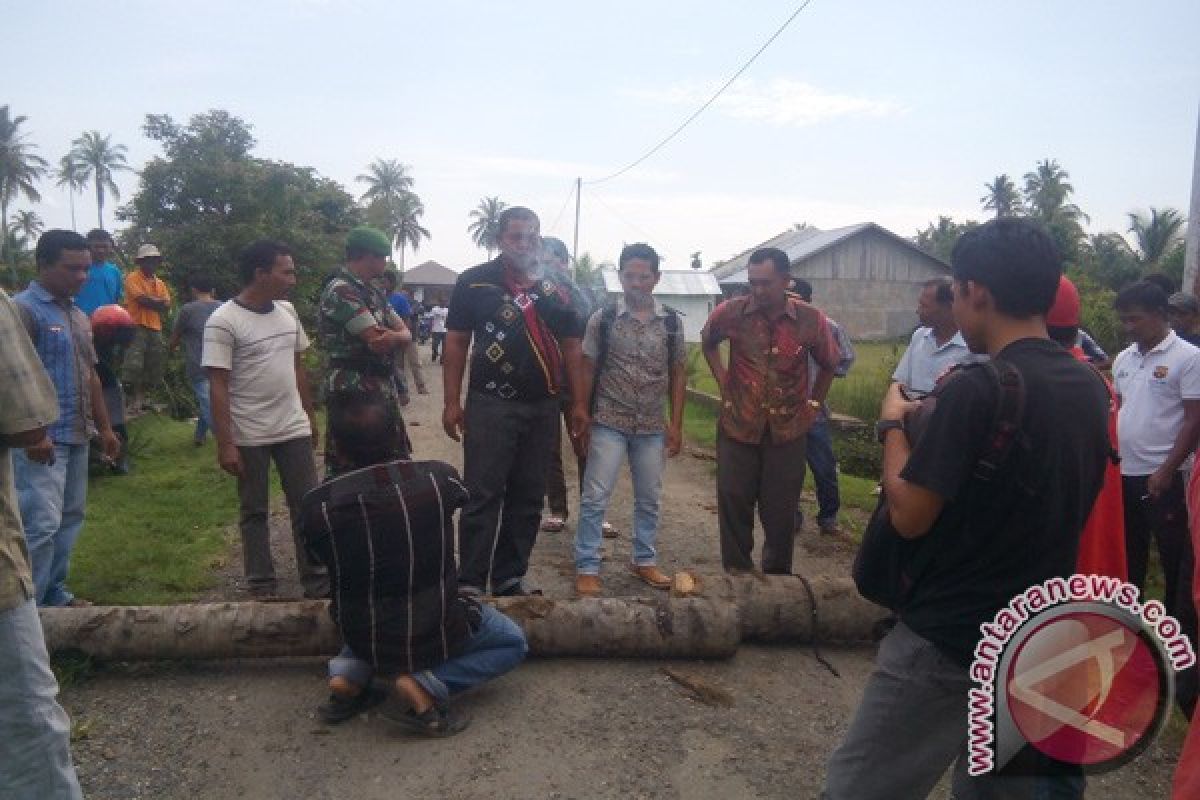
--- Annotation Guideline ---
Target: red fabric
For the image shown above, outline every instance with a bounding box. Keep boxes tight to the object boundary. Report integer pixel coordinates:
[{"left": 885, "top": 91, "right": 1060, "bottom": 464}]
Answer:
[
  {"left": 1175, "top": 464, "right": 1200, "bottom": 799},
  {"left": 1070, "top": 346, "right": 1127, "bottom": 579},
  {"left": 503, "top": 267, "right": 564, "bottom": 395},
  {"left": 1047, "top": 276, "right": 1081, "bottom": 327}
]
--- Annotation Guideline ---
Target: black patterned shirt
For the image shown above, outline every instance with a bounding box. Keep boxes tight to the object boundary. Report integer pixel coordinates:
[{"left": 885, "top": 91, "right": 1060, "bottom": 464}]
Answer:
[{"left": 446, "top": 258, "right": 584, "bottom": 402}]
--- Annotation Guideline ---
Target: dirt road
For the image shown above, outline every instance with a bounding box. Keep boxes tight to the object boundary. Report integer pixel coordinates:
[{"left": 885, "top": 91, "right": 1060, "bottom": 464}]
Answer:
[{"left": 62, "top": 357, "right": 1181, "bottom": 799}]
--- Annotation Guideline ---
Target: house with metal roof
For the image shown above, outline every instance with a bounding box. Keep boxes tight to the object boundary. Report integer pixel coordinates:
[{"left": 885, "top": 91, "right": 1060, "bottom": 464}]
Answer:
[
  {"left": 711, "top": 223, "right": 950, "bottom": 339},
  {"left": 596, "top": 268, "right": 724, "bottom": 342},
  {"left": 401, "top": 260, "right": 458, "bottom": 304}
]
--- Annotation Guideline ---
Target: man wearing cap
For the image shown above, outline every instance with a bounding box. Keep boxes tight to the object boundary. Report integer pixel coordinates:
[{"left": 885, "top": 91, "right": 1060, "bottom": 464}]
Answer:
[
  {"left": 122, "top": 244, "right": 172, "bottom": 414},
  {"left": 1169, "top": 292, "right": 1200, "bottom": 347},
  {"left": 317, "top": 227, "right": 413, "bottom": 475}
]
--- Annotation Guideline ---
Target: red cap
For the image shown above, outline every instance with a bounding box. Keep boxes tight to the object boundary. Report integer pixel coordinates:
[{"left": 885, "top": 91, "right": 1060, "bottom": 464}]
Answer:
[{"left": 1046, "top": 276, "right": 1081, "bottom": 327}]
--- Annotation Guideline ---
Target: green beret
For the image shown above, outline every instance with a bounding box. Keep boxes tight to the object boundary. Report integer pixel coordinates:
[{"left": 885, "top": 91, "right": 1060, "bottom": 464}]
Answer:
[{"left": 346, "top": 226, "right": 392, "bottom": 257}]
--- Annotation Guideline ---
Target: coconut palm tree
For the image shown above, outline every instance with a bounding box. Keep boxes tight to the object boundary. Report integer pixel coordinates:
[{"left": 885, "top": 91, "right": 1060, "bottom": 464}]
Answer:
[
  {"left": 0, "top": 106, "right": 49, "bottom": 273},
  {"left": 55, "top": 154, "right": 88, "bottom": 231},
  {"left": 10, "top": 210, "right": 43, "bottom": 243},
  {"left": 1127, "top": 208, "right": 1184, "bottom": 271},
  {"left": 1022, "top": 159, "right": 1089, "bottom": 261},
  {"left": 356, "top": 159, "right": 414, "bottom": 205},
  {"left": 980, "top": 174, "right": 1023, "bottom": 218},
  {"left": 70, "top": 130, "right": 132, "bottom": 228},
  {"left": 468, "top": 196, "right": 507, "bottom": 257},
  {"left": 391, "top": 192, "right": 430, "bottom": 269}
]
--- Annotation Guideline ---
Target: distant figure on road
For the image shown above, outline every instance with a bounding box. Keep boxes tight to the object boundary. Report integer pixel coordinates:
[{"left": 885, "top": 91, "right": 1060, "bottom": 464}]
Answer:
[
  {"left": 303, "top": 390, "right": 527, "bottom": 736},
  {"left": 429, "top": 299, "right": 449, "bottom": 362}
]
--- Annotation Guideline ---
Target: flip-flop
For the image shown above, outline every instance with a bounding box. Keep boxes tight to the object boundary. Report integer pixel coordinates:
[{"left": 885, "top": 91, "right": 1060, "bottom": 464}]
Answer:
[
  {"left": 601, "top": 522, "right": 619, "bottom": 538},
  {"left": 380, "top": 696, "right": 470, "bottom": 738},
  {"left": 540, "top": 515, "right": 566, "bottom": 533}
]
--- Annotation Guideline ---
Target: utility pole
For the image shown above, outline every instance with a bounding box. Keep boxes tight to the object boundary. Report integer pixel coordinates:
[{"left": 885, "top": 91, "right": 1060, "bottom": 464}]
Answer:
[
  {"left": 1187, "top": 105, "right": 1200, "bottom": 295},
  {"left": 572, "top": 177, "right": 582, "bottom": 268}
]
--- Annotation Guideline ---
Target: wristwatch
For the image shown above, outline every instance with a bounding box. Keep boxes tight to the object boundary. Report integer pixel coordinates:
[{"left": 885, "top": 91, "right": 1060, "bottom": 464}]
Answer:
[{"left": 875, "top": 418, "right": 905, "bottom": 444}]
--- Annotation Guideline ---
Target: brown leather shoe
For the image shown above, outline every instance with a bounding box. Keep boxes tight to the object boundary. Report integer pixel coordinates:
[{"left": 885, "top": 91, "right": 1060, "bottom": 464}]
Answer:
[
  {"left": 629, "top": 565, "right": 671, "bottom": 590},
  {"left": 575, "top": 574, "right": 602, "bottom": 597}
]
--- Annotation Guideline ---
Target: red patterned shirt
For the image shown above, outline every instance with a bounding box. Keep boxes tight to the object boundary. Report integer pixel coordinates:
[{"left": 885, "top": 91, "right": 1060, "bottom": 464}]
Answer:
[{"left": 702, "top": 294, "right": 838, "bottom": 445}]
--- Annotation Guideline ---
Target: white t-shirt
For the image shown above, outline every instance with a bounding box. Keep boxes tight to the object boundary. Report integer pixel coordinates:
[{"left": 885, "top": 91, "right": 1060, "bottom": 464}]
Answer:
[
  {"left": 430, "top": 306, "right": 448, "bottom": 334},
  {"left": 202, "top": 299, "right": 311, "bottom": 446},
  {"left": 1112, "top": 330, "right": 1200, "bottom": 476}
]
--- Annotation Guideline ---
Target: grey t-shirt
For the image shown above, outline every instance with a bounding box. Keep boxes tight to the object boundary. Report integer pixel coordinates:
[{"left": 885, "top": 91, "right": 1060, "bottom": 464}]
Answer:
[{"left": 175, "top": 300, "right": 221, "bottom": 381}]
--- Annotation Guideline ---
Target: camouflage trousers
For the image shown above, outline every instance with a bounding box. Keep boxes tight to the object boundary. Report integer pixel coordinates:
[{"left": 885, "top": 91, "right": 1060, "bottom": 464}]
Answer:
[{"left": 323, "top": 368, "right": 413, "bottom": 477}]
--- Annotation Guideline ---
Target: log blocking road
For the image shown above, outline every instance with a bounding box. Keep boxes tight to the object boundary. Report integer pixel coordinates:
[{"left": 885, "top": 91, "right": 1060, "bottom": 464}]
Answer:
[{"left": 61, "top": 351, "right": 1179, "bottom": 799}]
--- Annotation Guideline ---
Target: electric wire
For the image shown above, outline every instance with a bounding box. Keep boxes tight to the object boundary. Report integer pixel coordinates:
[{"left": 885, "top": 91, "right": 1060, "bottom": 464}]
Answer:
[{"left": 584, "top": 0, "right": 815, "bottom": 186}]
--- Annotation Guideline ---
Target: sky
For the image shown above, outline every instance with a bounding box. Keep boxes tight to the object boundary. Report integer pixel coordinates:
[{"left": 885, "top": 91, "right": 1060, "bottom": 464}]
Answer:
[{"left": 7, "top": 0, "right": 1199, "bottom": 272}]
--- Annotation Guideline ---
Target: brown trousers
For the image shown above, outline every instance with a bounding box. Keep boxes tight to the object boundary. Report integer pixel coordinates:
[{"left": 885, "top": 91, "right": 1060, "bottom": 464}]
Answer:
[{"left": 716, "top": 429, "right": 807, "bottom": 574}]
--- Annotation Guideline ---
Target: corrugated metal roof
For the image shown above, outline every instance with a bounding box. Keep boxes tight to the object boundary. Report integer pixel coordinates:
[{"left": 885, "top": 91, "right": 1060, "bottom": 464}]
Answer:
[
  {"left": 599, "top": 269, "right": 722, "bottom": 296},
  {"left": 714, "top": 222, "right": 947, "bottom": 285}
]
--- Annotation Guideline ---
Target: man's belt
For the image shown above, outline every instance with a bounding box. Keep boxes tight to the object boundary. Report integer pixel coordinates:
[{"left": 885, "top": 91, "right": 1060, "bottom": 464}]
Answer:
[{"left": 329, "top": 357, "right": 394, "bottom": 377}]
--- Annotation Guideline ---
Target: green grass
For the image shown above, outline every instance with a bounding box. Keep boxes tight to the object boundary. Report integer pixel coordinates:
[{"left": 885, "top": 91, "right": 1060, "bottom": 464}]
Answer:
[
  {"left": 686, "top": 340, "right": 903, "bottom": 423},
  {"left": 69, "top": 414, "right": 238, "bottom": 604}
]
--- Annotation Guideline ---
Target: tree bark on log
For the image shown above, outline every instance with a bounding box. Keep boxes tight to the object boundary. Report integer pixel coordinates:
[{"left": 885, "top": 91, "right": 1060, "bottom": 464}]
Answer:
[{"left": 38, "top": 575, "right": 887, "bottom": 662}]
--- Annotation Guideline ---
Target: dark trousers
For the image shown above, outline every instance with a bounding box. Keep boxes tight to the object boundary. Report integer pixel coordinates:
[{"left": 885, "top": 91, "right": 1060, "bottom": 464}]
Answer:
[
  {"left": 458, "top": 392, "right": 559, "bottom": 593},
  {"left": 545, "top": 398, "right": 586, "bottom": 518},
  {"left": 236, "top": 436, "right": 329, "bottom": 598},
  {"left": 1122, "top": 473, "right": 1198, "bottom": 717},
  {"left": 431, "top": 332, "right": 446, "bottom": 362},
  {"left": 805, "top": 414, "right": 840, "bottom": 526},
  {"left": 717, "top": 429, "right": 807, "bottom": 574}
]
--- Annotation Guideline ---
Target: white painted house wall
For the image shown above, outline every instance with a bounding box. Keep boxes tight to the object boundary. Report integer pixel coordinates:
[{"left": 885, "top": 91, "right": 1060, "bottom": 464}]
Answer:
[{"left": 596, "top": 269, "right": 723, "bottom": 342}]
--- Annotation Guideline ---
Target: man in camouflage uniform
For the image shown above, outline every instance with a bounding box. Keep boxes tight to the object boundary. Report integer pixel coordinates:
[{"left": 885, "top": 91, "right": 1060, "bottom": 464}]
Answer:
[{"left": 318, "top": 227, "right": 413, "bottom": 475}]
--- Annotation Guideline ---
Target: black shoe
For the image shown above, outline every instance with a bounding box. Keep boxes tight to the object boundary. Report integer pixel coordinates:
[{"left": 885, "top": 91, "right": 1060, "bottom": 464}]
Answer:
[
  {"left": 317, "top": 686, "right": 386, "bottom": 725},
  {"left": 492, "top": 582, "right": 543, "bottom": 597}
]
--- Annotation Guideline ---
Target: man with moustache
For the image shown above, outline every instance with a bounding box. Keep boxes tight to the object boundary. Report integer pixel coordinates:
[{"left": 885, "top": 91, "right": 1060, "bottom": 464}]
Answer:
[{"left": 442, "top": 207, "right": 588, "bottom": 596}]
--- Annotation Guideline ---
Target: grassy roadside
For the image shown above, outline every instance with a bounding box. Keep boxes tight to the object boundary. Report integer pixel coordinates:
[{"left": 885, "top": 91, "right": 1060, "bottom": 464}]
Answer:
[{"left": 69, "top": 414, "right": 238, "bottom": 605}]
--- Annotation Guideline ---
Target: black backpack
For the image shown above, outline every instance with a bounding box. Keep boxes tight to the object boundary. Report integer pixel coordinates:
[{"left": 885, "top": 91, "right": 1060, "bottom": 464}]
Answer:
[
  {"left": 588, "top": 303, "right": 681, "bottom": 414},
  {"left": 852, "top": 359, "right": 1028, "bottom": 610}
]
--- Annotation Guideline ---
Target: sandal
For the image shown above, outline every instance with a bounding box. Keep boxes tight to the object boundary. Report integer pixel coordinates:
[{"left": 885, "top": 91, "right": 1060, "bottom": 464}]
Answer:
[
  {"left": 540, "top": 515, "right": 566, "bottom": 533},
  {"left": 380, "top": 696, "right": 470, "bottom": 738},
  {"left": 601, "top": 521, "right": 619, "bottom": 539},
  {"left": 317, "top": 685, "right": 386, "bottom": 725}
]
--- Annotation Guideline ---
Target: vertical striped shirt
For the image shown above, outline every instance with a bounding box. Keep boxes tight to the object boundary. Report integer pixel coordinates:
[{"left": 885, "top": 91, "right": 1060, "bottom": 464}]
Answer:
[{"left": 300, "top": 459, "right": 472, "bottom": 674}]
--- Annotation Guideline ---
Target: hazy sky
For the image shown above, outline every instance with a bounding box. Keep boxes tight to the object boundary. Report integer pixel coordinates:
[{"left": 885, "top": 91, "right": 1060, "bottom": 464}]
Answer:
[{"left": 8, "top": 0, "right": 1199, "bottom": 271}]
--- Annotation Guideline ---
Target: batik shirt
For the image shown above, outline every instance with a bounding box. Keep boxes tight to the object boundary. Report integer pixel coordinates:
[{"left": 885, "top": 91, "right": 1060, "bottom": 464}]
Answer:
[
  {"left": 701, "top": 293, "right": 838, "bottom": 445},
  {"left": 445, "top": 258, "right": 584, "bottom": 402}
]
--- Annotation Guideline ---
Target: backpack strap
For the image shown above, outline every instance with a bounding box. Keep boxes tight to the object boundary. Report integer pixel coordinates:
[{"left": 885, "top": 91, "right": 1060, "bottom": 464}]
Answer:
[
  {"left": 972, "top": 359, "right": 1026, "bottom": 482},
  {"left": 588, "top": 304, "right": 619, "bottom": 414}
]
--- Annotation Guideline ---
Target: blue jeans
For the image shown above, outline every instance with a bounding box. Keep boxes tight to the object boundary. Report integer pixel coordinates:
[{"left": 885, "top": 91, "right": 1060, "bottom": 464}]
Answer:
[
  {"left": 190, "top": 376, "right": 212, "bottom": 441},
  {"left": 13, "top": 443, "right": 90, "bottom": 606},
  {"left": 0, "top": 598, "right": 83, "bottom": 799},
  {"left": 329, "top": 604, "right": 528, "bottom": 705},
  {"left": 806, "top": 414, "right": 840, "bottom": 526},
  {"left": 575, "top": 423, "right": 665, "bottom": 575}
]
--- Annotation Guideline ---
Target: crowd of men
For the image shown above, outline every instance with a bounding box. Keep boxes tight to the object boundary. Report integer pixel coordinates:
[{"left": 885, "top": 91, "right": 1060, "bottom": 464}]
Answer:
[{"left": 3, "top": 210, "right": 1200, "bottom": 798}]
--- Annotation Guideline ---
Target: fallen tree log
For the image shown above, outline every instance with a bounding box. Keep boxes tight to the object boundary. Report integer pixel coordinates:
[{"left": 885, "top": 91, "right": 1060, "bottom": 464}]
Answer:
[{"left": 39, "top": 575, "right": 887, "bottom": 662}]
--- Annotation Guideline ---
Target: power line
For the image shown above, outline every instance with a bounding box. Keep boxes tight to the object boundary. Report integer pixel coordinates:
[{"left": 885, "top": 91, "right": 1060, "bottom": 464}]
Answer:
[
  {"left": 547, "top": 178, "right": 577, "bottom": 234},
  {"left": 585, "top": 0, "right": 815, "bottom": 186},
  {"left": 588, "top": 188, "right": 661, "bottom": 245}
]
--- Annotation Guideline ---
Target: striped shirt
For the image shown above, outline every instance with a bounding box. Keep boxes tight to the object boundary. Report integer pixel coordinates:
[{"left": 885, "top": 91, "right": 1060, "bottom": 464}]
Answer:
[
  {"left": 13, "top": 281, "right": 98, "bottom": 445},
  {"left": 0, "top": 290, "right": 60, "bottom": 611},
  {"left": 300, "top": 459, "right": 473, "bottom": 674}
]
